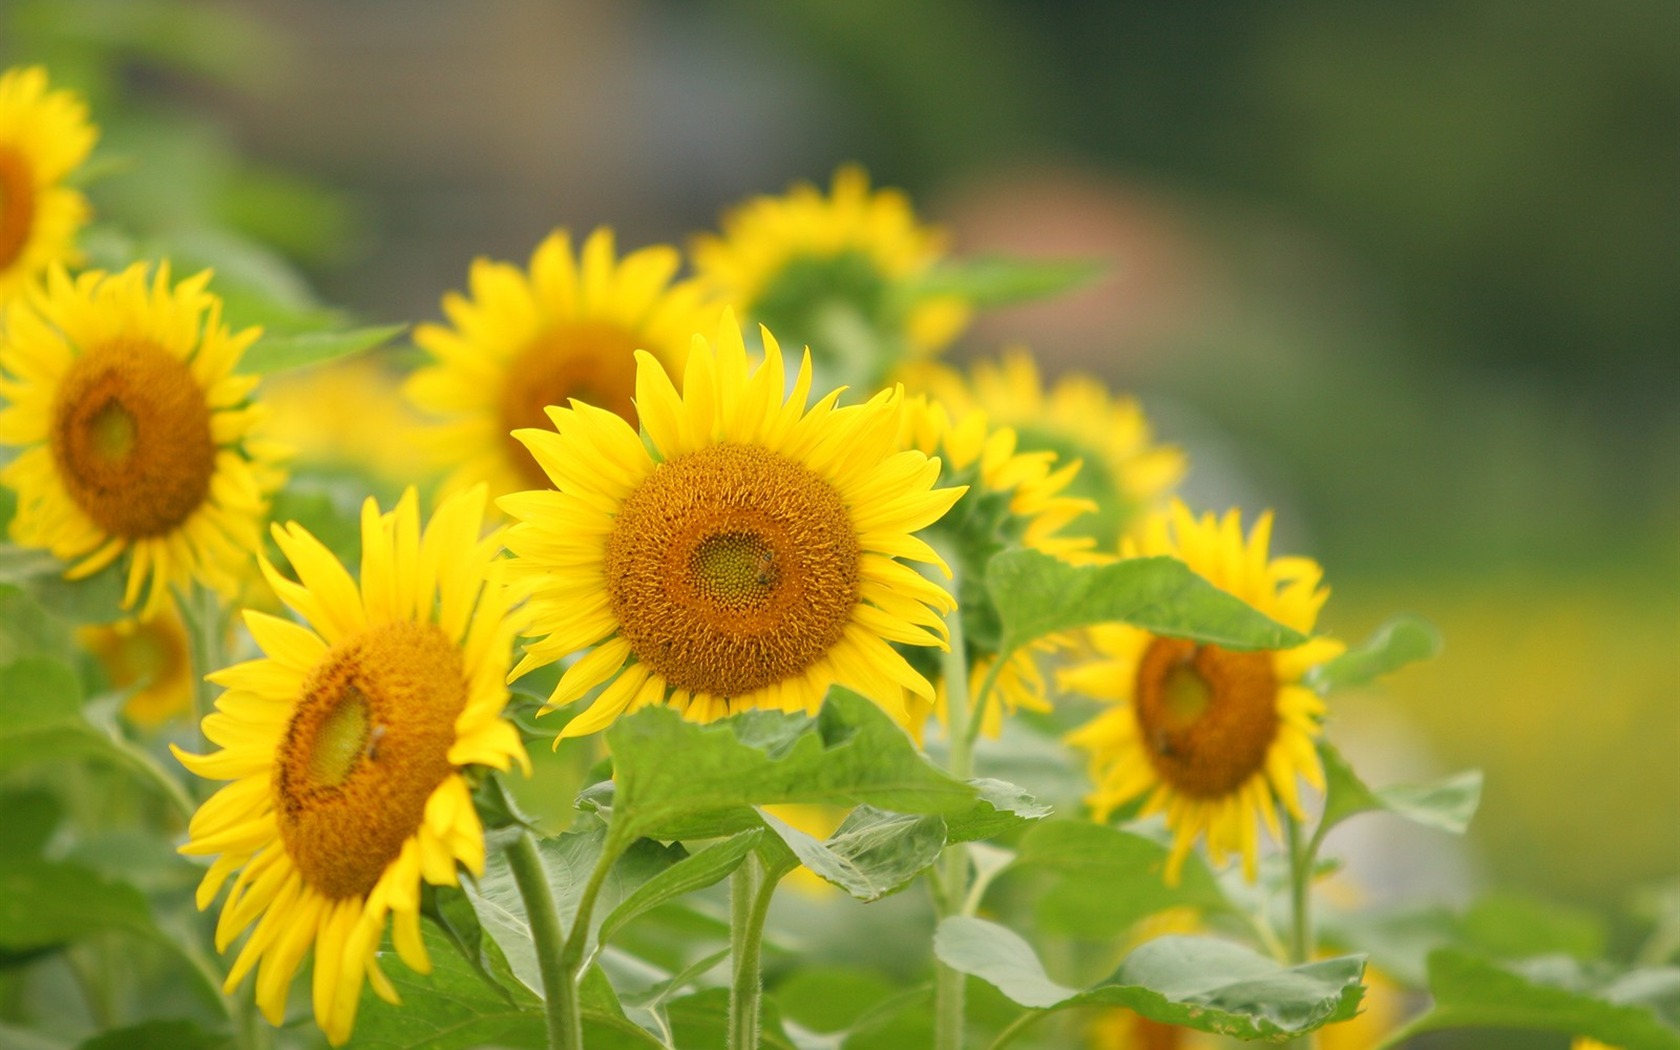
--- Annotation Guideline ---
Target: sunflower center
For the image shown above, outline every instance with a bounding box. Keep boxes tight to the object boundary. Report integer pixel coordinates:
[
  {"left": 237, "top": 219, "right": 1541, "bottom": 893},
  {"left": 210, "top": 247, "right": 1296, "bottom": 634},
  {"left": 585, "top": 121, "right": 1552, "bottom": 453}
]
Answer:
[
  {"left": 1133, "top": 638, "right": 1278, "bottom": 798},
  {"left": 0, "top": 146, "right": 35, "bottom": 270},
  {"left": 498, "top": 321, "right": 640, "bottom": 488},
  {"left": 49, "top": 341, "right": 217, "bottom": 539},
  {"left": 604, "top": 443, "right": 860, "bottom": 698},
  {"left": 275, "top": 621, "right": 467, "bottom": 900}
]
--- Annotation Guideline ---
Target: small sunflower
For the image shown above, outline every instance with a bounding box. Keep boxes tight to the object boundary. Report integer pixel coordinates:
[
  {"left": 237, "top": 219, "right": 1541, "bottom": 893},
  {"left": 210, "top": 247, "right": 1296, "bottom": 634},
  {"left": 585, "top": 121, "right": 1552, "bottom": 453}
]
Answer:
[
  {"left": 173, "top": 487, "right": 528, "bottom": 1046},
  {"left": 79, "top": 609, "right": 193, "bottom": 728},
  {"left": 501, "top": 309, "right": 964, "bottom": 739},
  {"left": 0, "top": 263, "right": 285, "bottom": 620},
  {"left": 903, "top": 350, "right": 1184, "bottom": 547},
  {"left": 0, "top": 67, "right": 97, "bottom": 304},
  {"left": 405, "top": 227, "right": 718, "bottom": 502},
  {"left": 1062, "top": 500, "right": 1344, "bottom": 882},
  {"left": 692, "top": 165, "right": 969, "bottom": 379},
  {"left": 900, "top": 394, "right": 1096, "bottom": 737}
]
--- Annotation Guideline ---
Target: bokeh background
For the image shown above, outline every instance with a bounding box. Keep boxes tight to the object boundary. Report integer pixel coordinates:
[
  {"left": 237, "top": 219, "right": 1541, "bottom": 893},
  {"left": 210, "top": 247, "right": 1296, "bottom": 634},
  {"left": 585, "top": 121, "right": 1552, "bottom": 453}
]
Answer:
[{"left": 6, "top": 0, "right": 1676, "bottom": 948}]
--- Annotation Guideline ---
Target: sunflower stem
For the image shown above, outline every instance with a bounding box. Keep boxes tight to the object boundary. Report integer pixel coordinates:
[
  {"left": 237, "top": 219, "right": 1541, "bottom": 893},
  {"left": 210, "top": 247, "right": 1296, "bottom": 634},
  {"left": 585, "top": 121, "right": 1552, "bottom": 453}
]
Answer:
[
  {"left": 934, "top": 600, "right": 973, "bottom": 1050},
  {"left": 727, "top": 853, "right": 775, "bottom": 1050},
  {"left": 1285, "top": 812, "right": 1314, "bottom": 965},
  {"left": 178, "top": 584, "right": 224, "bottom": 756},
  {"left": 507, "top": 830, "right": 580, "bottom": 1050}
]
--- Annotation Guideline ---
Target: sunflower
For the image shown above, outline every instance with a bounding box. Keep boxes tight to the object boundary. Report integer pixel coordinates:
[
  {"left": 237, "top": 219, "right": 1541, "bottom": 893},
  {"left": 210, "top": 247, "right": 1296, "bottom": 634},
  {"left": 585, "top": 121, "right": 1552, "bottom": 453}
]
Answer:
[
  {"left": 500, "top": 309, "right": 964, "bottom": 740},
  {"left": 902, "top": 350, "right": 1184, "bottom": 547},
  {"left": 79, "top": 609, "right": 193, "bottom": 728},
  {"left": 0, "top": 263, "right": 285, "bottom": 620},
  {"left": 1062, "top": 500, "right": 1344, "bottom": 882},
  {"left": 264, "top": 354, "right": 426, "bottom": 489},
  {"left": 900, "top": 394, "right": 1096, "bottom": 737},
  {"left": 173, "top": 487, "right": 528, "bottom": 1046},
  {"left": 0, "top": 67, "right": 97, "bottom": 304},
  {"left": 692, "top": 164, "right": 969, "bottom": 381},
  {"left": 405, "top": 227, "right": 717, "bottom": 502}
]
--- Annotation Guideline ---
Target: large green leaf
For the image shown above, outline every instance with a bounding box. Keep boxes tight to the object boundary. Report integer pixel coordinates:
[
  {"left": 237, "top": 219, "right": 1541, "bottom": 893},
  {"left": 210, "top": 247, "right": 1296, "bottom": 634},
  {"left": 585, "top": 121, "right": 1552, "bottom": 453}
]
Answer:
[
  {"left": 605, "top": 689, "right": 977, "bottom": 842},
  {"left": 942, "top": 778, "right": 1052, "bottom": 845},
  {"left": 0, "top": 586, "right": 71, "bottom": 671},
  {"left": 597, "top": 829, "right": 761, "bottom": 944},
  {"left": 241, "top": 323, "right": 406, "bottom": 374},
  {"left": 986, "top": 551, "right": 1308, "bottom": 670},
  {"left": 1318, "top": 742, "right": 1481, "bottom": 836},
  {"left": 759, "top": 805, "right": 947, "bottom": 902},
  {"left": 78, "top": 1021, "right": 228, "bottom": 1050},
  {"left": 0, "top": 549, "right": 125, "bottom": 626},
  {"left": 1404, "top": 950, "right": 1680, "bottom": 1050},
  {"left": 0, "top": 790, "right": 61, "bottom": 856},
  {"left": 352, "top": 923, "right": 545, "bottom": 1050},
  {"left": 911, "top": 256, "right": 1103, "bottom": 306},
  {"left": 1008, "top": 821, "right": 1227, "bottom": 938},
  {"left": 0, "top": 857, "right": 159, "bottom": 950},
  {"left": 0, "top": 659, "right": 115, "bottom": 770},
  {"left": 1306, "top": 614, "right": 1442, "bottom": 694},
  {"left": 935, "top": 918, "right": 1365, "bottom": 1038}
]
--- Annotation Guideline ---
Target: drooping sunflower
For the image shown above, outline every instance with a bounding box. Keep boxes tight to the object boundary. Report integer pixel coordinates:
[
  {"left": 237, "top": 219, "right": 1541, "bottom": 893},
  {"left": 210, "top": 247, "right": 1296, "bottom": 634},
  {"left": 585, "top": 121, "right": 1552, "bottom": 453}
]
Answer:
[
  {"left": 0, "top": 67, "right": 97, "bottom": 304},
  {"left": 79, "top": 609, "right": 193, "bottom": 728},
  {"left": 501, "top": 309, "right": 964, "bottom": 739},
  {"left": 902, "top": 350, "right": 1184, "bottom": 547},
  {"left": 405, "top": 227, "right": 718, "bottom": 502},
  {"left": 691, "top": 164, "right": 969, "bottom": 380},
  {"left": 1062, "top": 500, "right": 1344, "bottom": 882},
  {"left": 173, "top": 487, "right": 528, "bottom": 1046},
  {"left": 0, "top": 263, "right": 285, "bottom": 620},
  {"left": 900, "top": 394, "right": 1096, "bottom": 737}
]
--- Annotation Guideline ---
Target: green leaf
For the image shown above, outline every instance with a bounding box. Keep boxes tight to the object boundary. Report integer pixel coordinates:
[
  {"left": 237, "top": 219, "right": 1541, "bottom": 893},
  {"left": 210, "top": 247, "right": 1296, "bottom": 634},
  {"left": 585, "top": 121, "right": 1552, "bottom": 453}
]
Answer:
[
  {"left": 1306, "top": 615, "right": 1442, "bottom": 693},
  {"left": 596, "top": 829, "right": 761, "bottom": 944},
  {"left": 605, "top": 688, "right": 977, "bottom": 842},
  {"left": 934, "top": 918, "right": 1366, "bottom": 1038},
  {"left": 1460, "top": 892, "right": 1608, "bottom": 962},
  {"left": 0, "top": 659, "right": 111, "bottom": 771},
  {"left": 353, "top": 923, "right": 545, "bottom": 1050},
  {"left": 942, "top": 778, "right": 1052, "bottom": 845},
  {"left": 911, "top": 256, "right": 1104, "bottom": 306},
  {"left": 241, "top": 323, "right": 406, "bottom": 374},
  {"left": 0, "top": 857, "right": 159, "bottom": 950},
  {"left": 1009, "top": 821, "right": 1227, "bottom": 939},
  {"left": 77, "top": 1020, "right": 229, "bottom": 1050},
  {"left": 987, "top": 551, "right": 1308, "bottom": 670},
  {"left": 1318, "top": 742, "right": 1481, "bottom": 836},
  {"left": 665, "top": 988, "right": 799, "bottom": 1050},
  {"left": 0, "top": 790, "right": 61, "bottom": 855},
  {"left": 0, "top": 1023, "right": 70, "bottom": 1050},
  {"left": 759, "top": 805, "right": 947, "bottom": 902},
  {"left": 0, "top": 585, "right": 72, "bottom": 667},
  {"left": 1408, "top": 950, "right": 1680, "bottom": 1050}
]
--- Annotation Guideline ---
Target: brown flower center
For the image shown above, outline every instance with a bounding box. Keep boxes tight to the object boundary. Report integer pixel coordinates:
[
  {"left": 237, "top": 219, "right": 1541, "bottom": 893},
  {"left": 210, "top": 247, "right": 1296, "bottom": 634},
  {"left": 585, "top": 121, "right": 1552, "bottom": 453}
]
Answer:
[
  {"left": 604, "top": 443, "right": 860, "bottom": 698},
  {"left": 49, "top": 341, "right": 217, "bottom": 539},
  {"left": 0, "top": 146, "right": 35, "bottom": 270},
  {"left": 498, "top": 321, "right": 640, "bottom": 488},
  {"left": 1133, "top": 637, "right": 1278, "bottom": 798},
  {"left": 275, "top": 621, "right": 466, "bottom": 900}
]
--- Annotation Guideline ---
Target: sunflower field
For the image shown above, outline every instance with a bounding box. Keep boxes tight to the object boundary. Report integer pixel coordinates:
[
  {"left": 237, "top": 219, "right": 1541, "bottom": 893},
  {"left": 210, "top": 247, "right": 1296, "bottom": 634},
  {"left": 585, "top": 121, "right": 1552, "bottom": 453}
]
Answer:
[{"left": 0, "top": 5, "right": 1675, "bottom": 1050}]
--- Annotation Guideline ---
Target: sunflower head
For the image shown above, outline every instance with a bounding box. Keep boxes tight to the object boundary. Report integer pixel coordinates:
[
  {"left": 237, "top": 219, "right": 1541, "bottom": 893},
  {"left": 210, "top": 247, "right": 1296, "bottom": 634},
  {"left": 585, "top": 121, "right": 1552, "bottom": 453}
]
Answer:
[
  {"left": 500, "top": 309, "right": 964, "bottom": 741},
  {"left": 405, "top": 226, "right": 720, "bottom": 503},
  {"left": 902, "top": 350, "right": 1185, "bottom": 547},
  {"left": 79, "top": 609, "right": 194, "bottom": 728},
  {"left": 0, "top": 262, "right": 285, "bottom": 619},
  {"left": 692, "top": 165, "right": 969, "bottom": 385},
  {"left": 0, "top": 66, "right": 97, "bottom": 305},
  {"left": 263, "top": 354, "right": 426, "bottom": 488},
  {"left": 1062, "top": 500, "right": 1345, "bottom": 882},
  {"left": 173, "top": 486, "right": 528, "bottom": 1046}
]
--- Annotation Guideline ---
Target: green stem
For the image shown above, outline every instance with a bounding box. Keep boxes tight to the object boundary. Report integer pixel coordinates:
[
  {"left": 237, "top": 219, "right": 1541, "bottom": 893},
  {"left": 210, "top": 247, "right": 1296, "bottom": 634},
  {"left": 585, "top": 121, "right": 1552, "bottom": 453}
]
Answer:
[
  {"left": 1286, "top": 813, "right": 1313, "bottom": 965},
  {"left": 177, "top": 584, "right": 224, "bottom": 756},
  {"left": 728, "top": 854, "right": 776, "bottom": 1050},
  {"left": 985, "top": 1009, "right": 1048, "bottom": 1050},
  {"left": 934, "top": 604, "right": 973, "bottom": 1050},
  {"left": 507, "top": 830, "right": 579, "bottom": 1050}
]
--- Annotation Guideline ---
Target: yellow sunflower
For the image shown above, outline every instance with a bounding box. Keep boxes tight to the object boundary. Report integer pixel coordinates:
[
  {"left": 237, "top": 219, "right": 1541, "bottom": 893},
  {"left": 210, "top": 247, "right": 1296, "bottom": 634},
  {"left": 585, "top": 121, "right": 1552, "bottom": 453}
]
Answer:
[
  {"left": 405, "top": 226, "right": 718, "bottom": 502},
  {"left": 263, "top": 354, "right": 426, "bottom": 488},
  {"left": 0, "top": 67, "right": 97, "bottom": 304},
  {"left": 902, "top": 350, "right": 1184, "bottom": 547},
  {"left": 692, "top": 164, "right": 969, "bottom": 376},
  {"left": 900, "top": 394, "right": 1096, "bottom": 737},
  {"left": 1061, "top": 500, "right": 1344, "bottom": 882},
  {"left": 173, "top": 486, "right": 528, "bottom": 1046},
  {"left": 79, "top": 609, "right": 193, "bottom": 728},
  {"left": 500, "top": 309, "right": 964, "bottom": 740},
  {"left": 0, "top": 263, "right": 285, "bottom": 620}
]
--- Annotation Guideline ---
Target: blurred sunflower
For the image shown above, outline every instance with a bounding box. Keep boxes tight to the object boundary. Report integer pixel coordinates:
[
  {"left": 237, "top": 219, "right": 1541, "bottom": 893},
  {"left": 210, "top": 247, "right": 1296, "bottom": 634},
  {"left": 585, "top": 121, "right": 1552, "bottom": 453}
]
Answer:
[
  {"left": 0, "top": 66, "right": 97, "bottom": 304},
  {"left": 263, "top": 354, "right": 426, "bottom": 488},
  {"left": 692, "top": 164, "right": 968, "bottom": 382},
  {"left": 1062, "top": 501, "right": 1344, "bottom": 882},
  {"left": 405, "top": 227, "right": 717, "bottom": 502},
  {"left": 0, "top": 263, "right": 284, "bottom": 619},
  {"left": 79, "top": 609, "right": 193, "bottom": 728},
  {"left": 173, "top": 487, "right": 528, "bottom": 1046},
  {"left": 501, "top": 310, "right": 963, "bottom": 740},
  {"left": 903, "top": 350, "right": 1183, "bottom": 546}
]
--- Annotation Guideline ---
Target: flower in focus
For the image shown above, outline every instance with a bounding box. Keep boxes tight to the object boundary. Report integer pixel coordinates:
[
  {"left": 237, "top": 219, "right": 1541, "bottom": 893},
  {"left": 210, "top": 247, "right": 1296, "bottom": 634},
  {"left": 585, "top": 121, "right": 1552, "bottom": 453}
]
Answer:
[
  {"left": 405, "top": 227, "right": 717, "bottom": 503},
  {"left": 501, "top": 309, "right": 964, "bottom": 740},
  {"left": 173, "top": 487, "right": 528, "bottom": 1045},
  {"left": 0, "top": 263, "right": 285, "bottom": 619},
  {"left": 692, "top": 164, "right": 969, "bottom": 383},
  {"left": 1062, "top": 501, "right": 1344, "bottom": 882},
  {"left": 0, "top": 66, "right": 97, "bottom": 304},
  {"left": 899, "top": 393, "right": 1096, "bottom": 737},
  {"left": 79, "top": 609, "right": 192, "bottom": 728},
  {"left": 903, "top": 350, "right": 1184, "bottom": 546}
]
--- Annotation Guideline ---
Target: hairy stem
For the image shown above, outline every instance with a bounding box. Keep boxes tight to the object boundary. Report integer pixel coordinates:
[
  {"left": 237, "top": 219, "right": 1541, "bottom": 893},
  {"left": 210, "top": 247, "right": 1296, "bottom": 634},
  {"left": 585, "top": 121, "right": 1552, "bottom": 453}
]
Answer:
[
  {"left": 507, "top": 830, "right": 580, "bottom": 1050},
  {"left": 934, "top": 603, "right": 973, "bottom": 1050},
  {"left": 728, "top": 854, "right": 776, "bottom": 1050}
]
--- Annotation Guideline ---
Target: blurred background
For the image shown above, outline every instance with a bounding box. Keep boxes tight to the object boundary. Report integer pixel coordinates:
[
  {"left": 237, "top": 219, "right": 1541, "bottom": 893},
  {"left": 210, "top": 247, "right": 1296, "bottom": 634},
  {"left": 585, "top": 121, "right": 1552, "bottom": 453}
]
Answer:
[{"left": 6, "top": 0, "right": 1676, "bottom": 949}]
